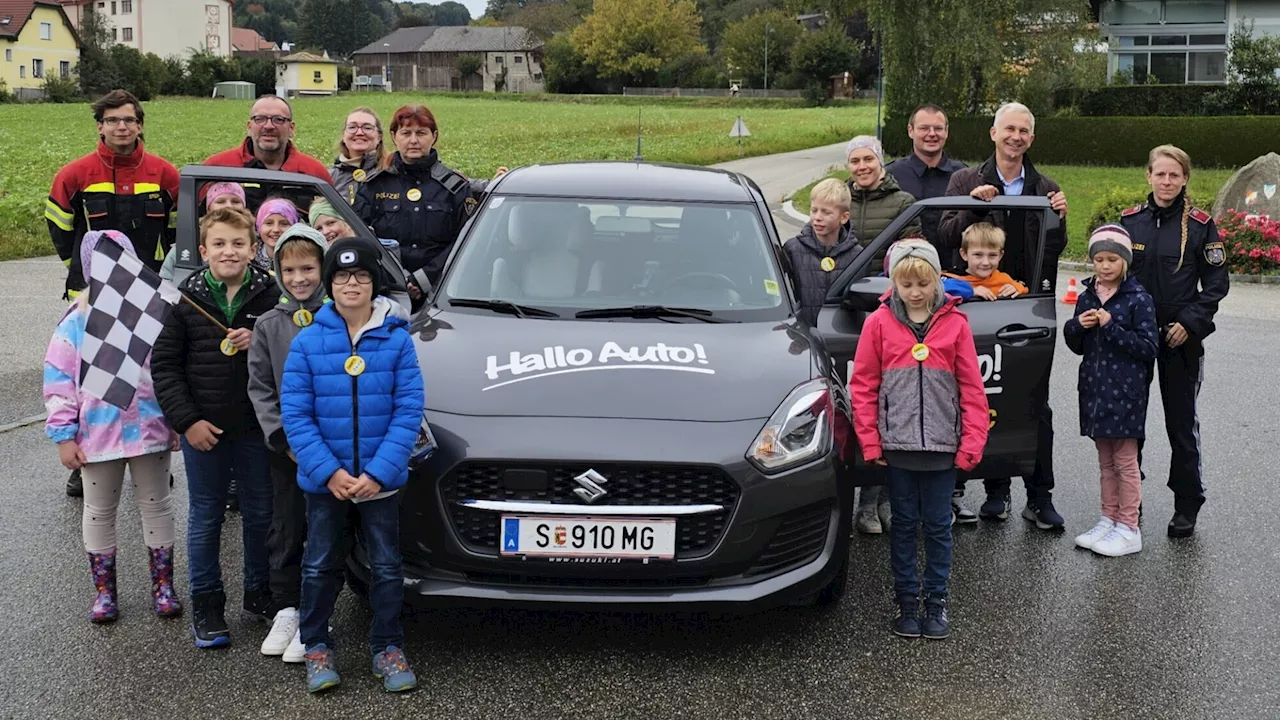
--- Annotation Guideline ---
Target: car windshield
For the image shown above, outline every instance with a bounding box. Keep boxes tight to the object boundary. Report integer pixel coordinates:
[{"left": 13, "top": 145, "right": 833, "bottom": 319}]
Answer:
[{"left": 442, "top": 197, "right": 788, "bottom": 321}]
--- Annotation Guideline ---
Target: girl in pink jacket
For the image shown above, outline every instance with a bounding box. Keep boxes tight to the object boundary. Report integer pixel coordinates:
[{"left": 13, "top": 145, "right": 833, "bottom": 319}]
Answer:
[
  {"left": 850, "top": 240, "right": 989, "bottom": 641},
  {"left": 44, "top": 230, "right": 182, "bottom": 623}
]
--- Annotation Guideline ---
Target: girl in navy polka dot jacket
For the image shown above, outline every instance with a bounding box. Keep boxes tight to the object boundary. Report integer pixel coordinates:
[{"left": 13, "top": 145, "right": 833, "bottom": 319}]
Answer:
[{"left": 1063, "top": 225, "right": 1159, "bottom": 557}]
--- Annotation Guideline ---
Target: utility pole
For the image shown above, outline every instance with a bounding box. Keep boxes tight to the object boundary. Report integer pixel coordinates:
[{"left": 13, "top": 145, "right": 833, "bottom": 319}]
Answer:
[{"left": 763, "top": 24, "right": 771, "bottom": 91}]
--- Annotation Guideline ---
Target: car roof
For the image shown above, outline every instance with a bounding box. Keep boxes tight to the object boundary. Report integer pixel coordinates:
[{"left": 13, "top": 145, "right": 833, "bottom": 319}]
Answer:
[{"left": 492, "top": 162, "right": 760, "bottom": 203}]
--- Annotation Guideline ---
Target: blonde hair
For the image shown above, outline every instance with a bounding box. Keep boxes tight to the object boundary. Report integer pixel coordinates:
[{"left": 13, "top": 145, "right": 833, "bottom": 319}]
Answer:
[
  {"left": 1148, "top": 144, "right": 1194, "bottom": 271},
  {"left": 891, "top": 256, "right": 939, "bottom": 284},
  {"left": 810, "top": 178, "right": 852, "bottom": 212},
  {"left": 961, "top": 222, "right": 1006, "bottom": 252},
  {"left": 200, "top": 207, "right": 257, "bottom": 248}
]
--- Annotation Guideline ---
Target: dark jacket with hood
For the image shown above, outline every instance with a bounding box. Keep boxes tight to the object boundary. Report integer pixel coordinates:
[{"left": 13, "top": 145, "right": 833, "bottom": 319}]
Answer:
[
  {"left": 885, "top": 151, "right": 967, "bottom": 253},
  {"left": 939, "top": 154, "right": 1066, "bottom": 291},
  {"left": 152, "top": 263, "right": 277, "bottom": 438},
  {"left": 845, "top": 172, "right": 921, "bottom": 270},
  {"left": 784, "top": 223, "right": 862, "bottom": 326},
  {"left": 1063, "top": 275, "right": 1159, "bottom": 439},
  {"left": 247, "top": 224, "right": 330, "bottom": 454}
]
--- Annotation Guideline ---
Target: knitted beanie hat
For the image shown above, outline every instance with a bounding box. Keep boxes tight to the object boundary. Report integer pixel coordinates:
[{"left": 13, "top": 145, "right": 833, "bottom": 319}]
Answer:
[
  {"left": 845, "top": 135, "right": 884, "bottom": 165},
  {"left": 1089, "top": 223, "right": 1133, "bottom": 265}
]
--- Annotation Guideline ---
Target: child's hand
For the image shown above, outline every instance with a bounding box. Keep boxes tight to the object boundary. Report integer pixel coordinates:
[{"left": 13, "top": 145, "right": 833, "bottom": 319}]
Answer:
[
  {"left": 349, "top": 473, "right": 383, "bottom": 499},
  {"left": 286, "top": 449, "right": 296, "bottom": 463},
  {"left": 1078, "top": 309, "right": 1099, "bottom": 329},
  {"left": 974, "top": 286, "right": 998, "bottom": 301},
  {"left": 997, "top": 283, "right": 1020, "bottom": 298},
  {"left": 1096, "top": 309, "right": 1112, "bottom": 326},
  {"left": 226, "top": 327, "right": 253, "bottom": 351},
  {"left": 169, "top": 431, "right": 181, "bottom": 452},
  {"left": 184, "top": 420, "right": 223, "bottom": 451},
  {"left": 327, "top": 469, "right": 357, "bottom": 500},
  {"left": 58, "top": 441, "right": 87, "bottom": 470},
  {"left": 868, "top": 456, "right": 888, "bottom": 467}
]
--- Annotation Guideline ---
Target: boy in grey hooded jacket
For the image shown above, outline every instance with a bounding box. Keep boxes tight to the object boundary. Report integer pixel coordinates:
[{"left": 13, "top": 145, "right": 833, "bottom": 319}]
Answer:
[{"left": 247, "top": 223, "right": 329, "bottom": 661}]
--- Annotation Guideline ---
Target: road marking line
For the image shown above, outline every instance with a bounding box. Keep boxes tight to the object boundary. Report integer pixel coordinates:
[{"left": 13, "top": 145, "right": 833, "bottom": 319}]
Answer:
[{"left": 0, "top": 413, "right": 47, "bottom": 434}]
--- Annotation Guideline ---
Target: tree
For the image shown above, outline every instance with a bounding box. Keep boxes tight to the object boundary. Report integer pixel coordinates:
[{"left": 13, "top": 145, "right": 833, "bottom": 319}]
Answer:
[
  {"left": 298, "top": 0, "right": 386, "bottom": 57},
  {"left": 435, "top": 1, "right": 473, "bottom": 25},
  {"left": 542, "top": 31, "right": 597, "bottom": 92},
  {"left": 507, "top": 0, "right": 591, "bottom": 39},
  {"left": 721, "top": 10, "right": 801, "bottom": 87},
  {"left": 571, "top": 0, "right": 705, "bottom": 86},
  {"left": 76, "top": 7, "right": 122, "bottom": 96},
  {"left": 790, "top": 24, "right": 861, "bottom": 99},
  {"left": 1222, "top": 19, "right": 1280, "bottom": 114},
  {"left": 697, "top": 0, "right": 782, "bottom": 52}
]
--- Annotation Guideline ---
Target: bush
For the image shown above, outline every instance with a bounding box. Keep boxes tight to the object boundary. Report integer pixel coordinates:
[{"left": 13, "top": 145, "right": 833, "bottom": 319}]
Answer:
[
  {"left": 1087, "top": 187, "right": 1148, "bottom": 234},
  {"left": 883, "top": 115, "right": 1280, "bottom": 168},
  {"left": 1216, "top": 209, "right": 1280, "bottom": 274},
  {"left": 338, "top": 64, "right": 353, "bottom": 91},
  {"left": 41, "top": 73, "right": 82, "bottom": 103},
  {"left": 1050, "top": 85, "right": 1220, "bottom": 117},
  {"left": 239, "top": 57, "right": 278, "bottom": 96},
  {"left": 0, "top": 79, "right": 11, "bottom": 103}
]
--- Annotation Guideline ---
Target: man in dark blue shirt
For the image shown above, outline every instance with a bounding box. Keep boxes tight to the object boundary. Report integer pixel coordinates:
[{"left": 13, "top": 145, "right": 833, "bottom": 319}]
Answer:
[{"left": 885, "top": 104, "right": 967, "bottom": 261}]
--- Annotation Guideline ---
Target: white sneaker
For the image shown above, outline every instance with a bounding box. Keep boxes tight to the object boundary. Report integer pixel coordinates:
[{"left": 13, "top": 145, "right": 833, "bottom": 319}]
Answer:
[
  {"left": 1074, "top": 517, "right": 1116, "bottom": 550},
  {"left": 260, "top": 607, "right": 298, "bottom": 656},
  {"left": 1092, "top": 524, "right": 1142, "bottom": 557},
  {"left": 282, "top": 628, "right": 305, "bottom": 663}
]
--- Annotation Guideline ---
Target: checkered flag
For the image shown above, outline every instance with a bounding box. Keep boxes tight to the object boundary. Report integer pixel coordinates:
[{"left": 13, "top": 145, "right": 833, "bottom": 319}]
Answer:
[{"left": 79, "top": 238, "right": 181, "bottom": 409}]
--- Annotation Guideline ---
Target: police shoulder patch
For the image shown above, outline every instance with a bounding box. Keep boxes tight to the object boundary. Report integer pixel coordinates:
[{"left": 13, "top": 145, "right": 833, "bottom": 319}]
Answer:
[
  {"left": 1120, "top": 204, "right": 1144, "bottom": 217},
  {"left": 1204, "top": 241, "right": 1226, "bottom": 267},
  {"left": 1189, "top": 207, "right": 1211, "bottom": 224}
]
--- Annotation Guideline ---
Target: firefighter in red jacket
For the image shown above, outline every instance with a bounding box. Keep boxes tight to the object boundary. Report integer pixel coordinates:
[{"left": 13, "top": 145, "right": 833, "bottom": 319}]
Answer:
[
  {"left": 203, "top": 95, "right": 331, "bottom": 209},
  {"left": 46, "top": 89, "right": 180, "bottom": 301}
]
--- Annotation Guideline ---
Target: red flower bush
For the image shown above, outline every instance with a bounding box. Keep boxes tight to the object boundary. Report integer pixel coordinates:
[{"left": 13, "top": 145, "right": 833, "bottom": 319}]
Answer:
[{"left": 1215, "top": 209, "right": 1280, "bottom": 275}]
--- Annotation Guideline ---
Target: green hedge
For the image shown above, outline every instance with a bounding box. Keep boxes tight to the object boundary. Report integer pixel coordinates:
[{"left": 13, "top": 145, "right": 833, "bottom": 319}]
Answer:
[
  {"left": 1050, "top": 85, "right": 1220, "bottom": 116},
  {"left": 883, "top": 115, "right": 1280, "bottom": 168}
]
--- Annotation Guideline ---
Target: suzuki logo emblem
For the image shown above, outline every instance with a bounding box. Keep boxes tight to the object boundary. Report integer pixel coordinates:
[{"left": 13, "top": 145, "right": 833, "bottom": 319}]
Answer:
[{"left": 572, "top": 468, "right": 608, "bottom": 503}]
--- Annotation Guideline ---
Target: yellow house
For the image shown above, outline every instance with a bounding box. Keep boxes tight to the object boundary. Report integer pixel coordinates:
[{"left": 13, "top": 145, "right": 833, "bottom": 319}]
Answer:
[
  {"left": 0, "top": 0, "right": 79, "bottom": 98},
  {"left": 276, "top": 51, "right": 338, "bottom": 97}
]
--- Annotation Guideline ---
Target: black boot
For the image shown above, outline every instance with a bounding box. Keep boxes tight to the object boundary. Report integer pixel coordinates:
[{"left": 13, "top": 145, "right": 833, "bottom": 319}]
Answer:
[
  {"left": 243, "top": 587, "right": 274, "bottom": 623},
  {"left": 1168, "top": 512, "right": 1197, "bottom": 538},
  {"left": 66, "top": 468, "right": 83, "bottom": 497},
  {"left": 191, "top": 591, "right": 231, "bottom": 649}
]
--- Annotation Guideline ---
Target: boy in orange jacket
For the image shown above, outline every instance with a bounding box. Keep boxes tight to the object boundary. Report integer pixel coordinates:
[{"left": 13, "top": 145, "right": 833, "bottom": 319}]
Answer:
[{"left": 944, "top": 223, "right": 1029, "bottom": 301}]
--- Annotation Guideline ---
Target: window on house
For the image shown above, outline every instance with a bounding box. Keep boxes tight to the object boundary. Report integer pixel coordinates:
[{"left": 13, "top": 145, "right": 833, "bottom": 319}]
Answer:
[
  {"left": 514, "top": 55, "right": 523, "bottom": 64},
  {"left": 1188, "top": 51, "right": 1226, "bottom": 82},
  {"left": 112, "top": 27, "right": 117, "bottom": 41},
  {"left": 1189, "top": 34, "right": 1226, "bottom": 45},
  {"left": 98, "top": 2, "right": 104, "bottom": 8},
  {"left": 121, "top": 0, "right": 131, "bottom": 12},
  {"left": 19, "top": 65, "right": 25, "bottom": 78},
  {"left": 122, "top": 27, "right": 132, "bottom": 41},
  {"left": 313, "top": 70, "right": 322, "bottom": 82},
  {"left": 111, "top": 1, "right": 116, "bottom": 14},
  {"left": 40, "top": 21, "right": 51, "bottom": 40},
  {"left": 4, "top": 49, "right": 10, "bottom": 62},
  {"left": 1149, "top": 52, "right": 1187, "bottom": 83},
  {"left": 494, "top": 56, "right": 503, "bottom": 65},
  {"left": 32, "top": 59, "right": 43, "bottom": 78},
  {"left": 60, "top": 60, "right": 70, "bottom": 77},
  {"left": 1101, "top": 0, "right": 1160, "bottom": 24},
  {"left": 1116, "top": 52, "right": 1150, "bottom": 81},
  {"left": 1152, "top": 34, "right": 1187, "bottom": 46}
]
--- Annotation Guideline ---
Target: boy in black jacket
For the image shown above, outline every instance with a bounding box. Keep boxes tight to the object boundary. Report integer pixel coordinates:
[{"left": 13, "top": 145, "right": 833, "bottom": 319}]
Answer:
[{"left": 152, "top": 207, "right": 279, "bottom": 648}]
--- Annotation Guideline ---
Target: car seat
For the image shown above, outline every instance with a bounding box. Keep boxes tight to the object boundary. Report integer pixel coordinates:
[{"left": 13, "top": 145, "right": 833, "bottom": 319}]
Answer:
[{"left": 490, "top": 202, "right": 584, "bottom": 300}]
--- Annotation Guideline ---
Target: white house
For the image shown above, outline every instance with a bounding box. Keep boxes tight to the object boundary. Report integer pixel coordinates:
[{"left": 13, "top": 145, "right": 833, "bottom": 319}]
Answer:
[
  {"left": 1100, "top": 0, "right": 1280, "bottom": 84},
  {"left": 56, "top": 0, "right": 232, "bottom": 57}
]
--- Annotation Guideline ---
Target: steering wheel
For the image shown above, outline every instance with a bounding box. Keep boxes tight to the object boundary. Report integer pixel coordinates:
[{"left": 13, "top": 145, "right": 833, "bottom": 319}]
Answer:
[{"left": 663, "top": 272, "right": 739, "bottom": 295}]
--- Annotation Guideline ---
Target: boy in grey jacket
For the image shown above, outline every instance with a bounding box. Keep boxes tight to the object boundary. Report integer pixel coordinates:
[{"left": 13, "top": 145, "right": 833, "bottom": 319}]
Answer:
[{"left": 247, "top": 223, "right": 329, "bottom": 662}]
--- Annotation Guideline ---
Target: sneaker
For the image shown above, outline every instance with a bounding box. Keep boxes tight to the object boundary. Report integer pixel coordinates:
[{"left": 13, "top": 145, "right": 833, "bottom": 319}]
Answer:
[
  {"left": 922, "top": 596, "right": 950, "bottom": 639},
  {"left": 372, "top": 645, "right": 418, "bottom": 692},
  {"left": 261, "top": 607, "right": 299, "bottom": 656},
  {"left": 66, "top": 468, "right": 83, "bottom": 497},
  {"left": 1022, "top": 498, "right": 1065, "bottom": 531},
  {"left": 282, "top": 629, "right": 306, "bottom": 663},
  {"left": 1074, "top": 517, "right": 1116, "bottom": 550},
  {"left": 855, "top": 505, "right": 882, "bottom": 535},
  {"left": 952, "top": 501, "right": 979, "bottom": 525},
  {"left": 979, "top": 493, "right": 1011, "bottom": 521},
  {"left": 305, "top": 644, "right": 341, "bottom": 693},
  {"left": 891, "top": 597, "right": 920, "bottom": 638},
  {"left": 191, "top": 591, "right": 231, "bottom": 649},
  {"left": 1168, "top": 512, "right": 1197, "bottom": 538},
  {"left": 1092, "top": 524, "right": 1142, "bottom": 557},
  {"left": 242, "top": 588, "right": 273, "bottom": 623},
  {"left": 876, "top": 500, "right": 892, "bottom": 532}
]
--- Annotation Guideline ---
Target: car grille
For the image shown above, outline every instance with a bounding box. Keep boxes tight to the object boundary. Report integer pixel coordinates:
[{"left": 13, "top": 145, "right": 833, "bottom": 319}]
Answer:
[
  {"left": 439, "top": 462, "right": 740, "bottom": 559},
  {"left": 743, "top": 501, "right": 831, "bottom": 578}
]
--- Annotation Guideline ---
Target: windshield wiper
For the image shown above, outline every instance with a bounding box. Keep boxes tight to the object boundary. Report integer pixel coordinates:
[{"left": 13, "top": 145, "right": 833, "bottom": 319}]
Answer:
[
  {"left": 574, "top": 305, "right": 732, "bottom": 323},
  {"left": 449, "top": 298, "right": 560, "bottom": 318}
]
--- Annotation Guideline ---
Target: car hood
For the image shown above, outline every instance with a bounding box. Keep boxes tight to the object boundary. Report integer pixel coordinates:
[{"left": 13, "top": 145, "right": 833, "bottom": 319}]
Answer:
[{"left": 413, "top": 310, "right": 818, "bottom": 421}]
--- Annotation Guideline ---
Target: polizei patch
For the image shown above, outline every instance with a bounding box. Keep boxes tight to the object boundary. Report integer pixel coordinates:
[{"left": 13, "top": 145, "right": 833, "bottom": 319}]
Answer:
[{"left": 483, "top": 342, "right": 713, "bottom": 391}]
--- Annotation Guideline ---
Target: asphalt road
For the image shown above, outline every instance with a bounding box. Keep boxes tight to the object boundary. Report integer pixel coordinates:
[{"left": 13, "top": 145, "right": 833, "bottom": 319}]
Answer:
[{"left": 2, "top": 146, "right": 1279, "bottom": 719}]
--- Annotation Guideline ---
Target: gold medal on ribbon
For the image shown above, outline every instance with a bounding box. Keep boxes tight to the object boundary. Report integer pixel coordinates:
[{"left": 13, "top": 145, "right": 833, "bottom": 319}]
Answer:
[
  {"left": 344, "top": 355, "right": 366, "bottom": 377},
  {"left": 820, "top": 257, "right": 836, "bottom": 272},
  {"left": 292, "top": 308, "right": 313, "bottom": 328},
  {"left": 220, "top": 338, "right": 238, "bottom": 357},
  {"left": 406, "top": 188, "right": 422, "bottom": 202},
  {"left": 910, "top": 343, "right": 930, "bottom": 362}
]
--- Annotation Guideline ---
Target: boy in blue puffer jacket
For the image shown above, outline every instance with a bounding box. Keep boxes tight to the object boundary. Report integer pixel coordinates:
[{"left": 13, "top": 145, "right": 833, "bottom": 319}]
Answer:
[{"left": 280, "top": 236, "right": 425, "bottom": 695}]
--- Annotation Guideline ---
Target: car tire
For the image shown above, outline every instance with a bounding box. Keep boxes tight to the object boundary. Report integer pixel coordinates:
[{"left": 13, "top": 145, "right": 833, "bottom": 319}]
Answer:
[{"left": 809, "top": 555, "right": 849, "bottom": 609}]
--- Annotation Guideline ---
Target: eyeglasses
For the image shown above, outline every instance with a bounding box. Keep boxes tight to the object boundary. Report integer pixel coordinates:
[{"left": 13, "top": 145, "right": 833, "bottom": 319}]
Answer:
[
  {"left": 250, "top": 115, "right": 293, "bottom": 127},
  {"left": 333, "top": 269, "right": 373, "bottom": 285},
  {"left": 345, "top": 123, "right": 378, "bottom": 134},
  {"left": 102, "top": 116, "right": 139, "bottom": 127}
]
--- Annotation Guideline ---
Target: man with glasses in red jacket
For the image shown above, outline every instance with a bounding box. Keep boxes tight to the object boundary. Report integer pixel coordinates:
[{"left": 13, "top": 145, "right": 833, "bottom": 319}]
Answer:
[{"left": 204, "top": 95, "right": 331, "bottom": 208}]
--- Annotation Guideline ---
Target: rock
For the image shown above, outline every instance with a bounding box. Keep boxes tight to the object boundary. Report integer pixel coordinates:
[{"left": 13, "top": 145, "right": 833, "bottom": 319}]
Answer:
[{"left": 1213, "top": 152, "right": 1280, "bottom": 219}]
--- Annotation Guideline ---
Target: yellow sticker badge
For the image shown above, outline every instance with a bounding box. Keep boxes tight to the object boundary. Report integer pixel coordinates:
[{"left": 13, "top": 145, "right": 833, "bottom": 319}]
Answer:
[
  {"left": 352, "top": 168, "right": 367, "bottom": 183},
  {"left": 406, "top": 188, "right": 422, "bottom": 202},
  {"left": 292, "top": 308, "right": 313, "bottom": 328},
  {"left": 344, "top": 355, "right": 366, "bottom": 377},
  {"left": 220, "top": 338, "right": 238, "bottom": 357},
  {"left": 910, "top": 343, "right": 930, "bottom": 362},
  {"left": 763, "top": 279, "right": 780, "bottom": 296},
  {"left": 820, "top": 257, "right": 836, "bottom": 272}
]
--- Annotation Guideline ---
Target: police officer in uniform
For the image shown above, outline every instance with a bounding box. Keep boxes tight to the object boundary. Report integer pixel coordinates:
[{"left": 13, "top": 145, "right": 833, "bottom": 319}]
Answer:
[
  {"left": 1121, "top": 145, "right": 1229, "bottom": 538},
  {"left": 354, "top": 104, "right": 497, "bottom": 307}
]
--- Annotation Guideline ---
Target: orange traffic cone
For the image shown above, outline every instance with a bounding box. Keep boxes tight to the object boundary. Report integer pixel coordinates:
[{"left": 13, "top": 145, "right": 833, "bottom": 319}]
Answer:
[{"left": 1061, "top": 277, "right": 1080, "bottom": 305}]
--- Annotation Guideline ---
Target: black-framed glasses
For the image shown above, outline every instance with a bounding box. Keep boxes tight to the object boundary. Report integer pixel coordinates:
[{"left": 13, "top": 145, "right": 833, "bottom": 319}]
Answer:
[
  {"left": 333, "top": 269, "right": 373, "bottom": 285},
  {"left": 345, "top": 123, "right": 377, "bottom": 134},
  {"left": 102, "top": 116, "right": 139, "bottom": 127},
  {"left": 250, "top": 115, "right": 293, "bottom": 127}
]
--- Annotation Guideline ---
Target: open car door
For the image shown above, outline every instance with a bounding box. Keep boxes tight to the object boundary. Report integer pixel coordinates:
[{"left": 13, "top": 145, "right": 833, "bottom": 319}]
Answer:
[{"left": 814, "top": 196, "right": 1059, "bottom": 481}]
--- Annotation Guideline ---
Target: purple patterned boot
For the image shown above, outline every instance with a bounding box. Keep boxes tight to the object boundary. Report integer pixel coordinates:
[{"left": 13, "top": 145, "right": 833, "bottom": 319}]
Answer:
[
  {"left": 148, "top": 545, "right": 183, "bottom": 618},
  {"left": 88, "top": 551, "right": 118, "bottom": 623}
]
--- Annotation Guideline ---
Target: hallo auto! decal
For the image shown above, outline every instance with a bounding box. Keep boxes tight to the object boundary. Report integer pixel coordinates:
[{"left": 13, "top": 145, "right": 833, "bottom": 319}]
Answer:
[{"left": 483, "top": 342, "right": 713, "bottom": 390}]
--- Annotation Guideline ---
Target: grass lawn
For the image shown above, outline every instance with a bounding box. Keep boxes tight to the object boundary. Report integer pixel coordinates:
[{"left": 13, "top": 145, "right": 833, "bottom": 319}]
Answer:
[
  {"left": 790, "top": 163, "right": 1235, "bottom": 259},
  {"left": 0, "top": 93, "right": 876, "bottom": 261}
]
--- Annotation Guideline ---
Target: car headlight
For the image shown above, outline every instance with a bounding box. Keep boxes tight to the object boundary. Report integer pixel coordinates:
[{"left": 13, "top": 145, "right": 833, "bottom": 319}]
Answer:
[{"left": 746, "top": 379, "right": 834, "bottom": 473}]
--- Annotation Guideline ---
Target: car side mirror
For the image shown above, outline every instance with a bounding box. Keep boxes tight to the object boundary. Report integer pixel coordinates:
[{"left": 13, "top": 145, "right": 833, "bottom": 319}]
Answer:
[{"left": 843, "top": 275, "right": 891, "bottom": 312}]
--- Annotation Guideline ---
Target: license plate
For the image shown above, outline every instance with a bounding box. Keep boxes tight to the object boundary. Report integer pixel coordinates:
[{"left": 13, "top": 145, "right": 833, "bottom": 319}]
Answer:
[{"left": 499, "top": 515, "right": 676, "bottom": 560}]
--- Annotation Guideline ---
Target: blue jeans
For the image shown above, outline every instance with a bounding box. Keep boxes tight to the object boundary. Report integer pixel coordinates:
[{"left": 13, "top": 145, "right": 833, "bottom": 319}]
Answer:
[
  {"left": 300, "top": 492, "right": 403, "bottom": 656},
  {"left": 887, "top": 466, "right": 954, "bottom": 600},
  {"left": 182, "top": 433, "right": 272, "bottom": 596}
]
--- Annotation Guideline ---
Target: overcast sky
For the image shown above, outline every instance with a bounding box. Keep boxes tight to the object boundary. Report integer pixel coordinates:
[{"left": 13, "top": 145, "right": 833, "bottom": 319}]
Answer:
[{"left": 412, "top": 0, "right": 490, "bottom": 19}]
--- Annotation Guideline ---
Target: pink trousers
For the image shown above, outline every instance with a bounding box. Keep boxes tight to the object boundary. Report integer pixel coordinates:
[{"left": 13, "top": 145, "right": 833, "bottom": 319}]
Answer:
[{"left": 1096, "top": 438, "right": 1141, "bottom": 530}]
